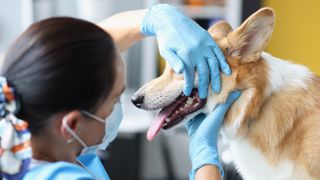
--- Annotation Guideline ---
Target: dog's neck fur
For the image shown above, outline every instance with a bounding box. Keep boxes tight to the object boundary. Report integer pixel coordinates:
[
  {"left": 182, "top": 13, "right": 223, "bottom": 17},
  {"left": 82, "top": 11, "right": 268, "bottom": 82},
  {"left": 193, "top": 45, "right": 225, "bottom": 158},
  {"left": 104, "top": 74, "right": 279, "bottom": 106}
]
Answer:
[
  {"left": 224, "top": 52, "right": 317, "bottom": 158},
  {"left": 222, "top": 52, "right": 314, "bottom": 140},
  {"left": 220, "top": 53, "right": 320, "bottom": 179}
]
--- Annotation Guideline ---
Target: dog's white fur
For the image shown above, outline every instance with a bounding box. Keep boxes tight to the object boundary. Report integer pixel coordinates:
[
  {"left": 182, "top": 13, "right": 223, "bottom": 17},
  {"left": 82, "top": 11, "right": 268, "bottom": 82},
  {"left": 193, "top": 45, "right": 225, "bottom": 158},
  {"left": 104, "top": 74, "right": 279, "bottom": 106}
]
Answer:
[{"left": 262, "top": 52, "right": 311, "bottom": 93}]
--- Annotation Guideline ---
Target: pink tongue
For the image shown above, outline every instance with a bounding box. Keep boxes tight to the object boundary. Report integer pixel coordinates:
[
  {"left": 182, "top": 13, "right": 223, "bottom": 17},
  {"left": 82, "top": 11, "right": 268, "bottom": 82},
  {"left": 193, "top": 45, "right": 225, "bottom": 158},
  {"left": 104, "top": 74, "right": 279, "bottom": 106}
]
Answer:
[
  {"left": 147, "top": 104, "right": 177, "bottom": 141},
  {"left": 147, "top": 112, "right": 166, "bottom": 141}
]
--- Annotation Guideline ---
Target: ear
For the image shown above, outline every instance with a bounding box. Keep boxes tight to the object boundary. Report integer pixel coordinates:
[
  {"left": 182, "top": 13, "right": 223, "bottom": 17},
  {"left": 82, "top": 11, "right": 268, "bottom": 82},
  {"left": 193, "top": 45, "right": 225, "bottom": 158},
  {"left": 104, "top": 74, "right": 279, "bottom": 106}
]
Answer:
[
  {"left": 208, "top": 20, "right": 233, "bottom": 40},
  {"left": 227, "top": 7, "right": 275, "bottom": 62},
  {"left": 60, "top": 111, "right": 82, "bottom": 140}
]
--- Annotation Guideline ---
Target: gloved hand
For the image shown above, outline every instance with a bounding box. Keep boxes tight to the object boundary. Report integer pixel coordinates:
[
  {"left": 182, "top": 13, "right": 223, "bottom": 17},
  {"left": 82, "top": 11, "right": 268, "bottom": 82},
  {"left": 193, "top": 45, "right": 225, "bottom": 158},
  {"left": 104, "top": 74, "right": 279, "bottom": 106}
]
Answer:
[
  {"left": 185, "top": 91, "right": 241, "bottom": 179},
  {"left": 141, "top": 4, "right": 231, "bottom": 99}
]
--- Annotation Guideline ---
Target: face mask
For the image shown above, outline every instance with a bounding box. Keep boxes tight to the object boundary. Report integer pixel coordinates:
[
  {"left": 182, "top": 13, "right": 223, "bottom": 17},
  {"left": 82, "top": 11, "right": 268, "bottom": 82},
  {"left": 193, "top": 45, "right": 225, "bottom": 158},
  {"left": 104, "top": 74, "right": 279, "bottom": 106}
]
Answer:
[{"left": 62, "top": 101, "right": 123, "bottom": 155}]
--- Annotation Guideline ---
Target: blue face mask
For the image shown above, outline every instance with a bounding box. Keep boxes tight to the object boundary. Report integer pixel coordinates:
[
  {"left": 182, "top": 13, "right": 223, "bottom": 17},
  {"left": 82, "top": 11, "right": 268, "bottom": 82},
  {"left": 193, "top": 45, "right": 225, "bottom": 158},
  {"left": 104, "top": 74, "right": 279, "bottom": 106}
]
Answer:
[{"left": 62, "top": 101, "right": 123, "bottom": 155}]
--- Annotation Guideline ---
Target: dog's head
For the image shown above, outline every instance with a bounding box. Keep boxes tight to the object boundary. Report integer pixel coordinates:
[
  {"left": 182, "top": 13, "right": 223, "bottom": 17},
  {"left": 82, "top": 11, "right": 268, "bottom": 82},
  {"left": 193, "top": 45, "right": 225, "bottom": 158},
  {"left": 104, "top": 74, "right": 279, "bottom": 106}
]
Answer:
[{"left": 132, "top": 8, "right": 275, "bottom": 141}]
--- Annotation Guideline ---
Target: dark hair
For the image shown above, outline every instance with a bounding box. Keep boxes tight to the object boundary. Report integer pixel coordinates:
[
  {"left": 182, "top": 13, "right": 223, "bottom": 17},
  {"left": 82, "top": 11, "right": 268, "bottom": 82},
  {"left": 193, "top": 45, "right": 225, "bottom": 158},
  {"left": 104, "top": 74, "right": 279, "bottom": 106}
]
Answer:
[{"left": 1, "top": 17, "right": 116, "bottom": 135}]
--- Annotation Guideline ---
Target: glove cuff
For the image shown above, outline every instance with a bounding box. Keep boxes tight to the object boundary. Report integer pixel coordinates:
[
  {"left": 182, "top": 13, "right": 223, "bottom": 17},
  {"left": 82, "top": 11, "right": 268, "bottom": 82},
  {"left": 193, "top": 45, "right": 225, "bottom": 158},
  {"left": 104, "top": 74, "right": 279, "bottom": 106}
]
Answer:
[
  {"left": 140, "top": 4, "right": 178, "bottom": 36},
  {"left": 189, "top": 162, "right": 224, "bottom": 180},
  {"left": 140, "top": 3, "right": 157, "bottom": 36},
  {"left": 189, "top": 144, "right": 224, "bottom": 179}
]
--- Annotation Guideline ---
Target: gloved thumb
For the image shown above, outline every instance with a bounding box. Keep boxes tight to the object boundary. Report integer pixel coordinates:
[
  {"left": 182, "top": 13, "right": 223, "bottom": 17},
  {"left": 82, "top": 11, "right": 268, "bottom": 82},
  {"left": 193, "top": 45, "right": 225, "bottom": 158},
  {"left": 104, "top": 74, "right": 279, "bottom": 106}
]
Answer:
[
  {"left": 221, "top": 91, "right": 241, "bottom": 110},
  {"left": 160, "top": 49, "right": 184, "bottom": 74},
  {"left": 185, "top": 113, "right": 206, "bottom": 136},
  {"left": 195, "top": 90, "right": 241, "bottom": 138}
]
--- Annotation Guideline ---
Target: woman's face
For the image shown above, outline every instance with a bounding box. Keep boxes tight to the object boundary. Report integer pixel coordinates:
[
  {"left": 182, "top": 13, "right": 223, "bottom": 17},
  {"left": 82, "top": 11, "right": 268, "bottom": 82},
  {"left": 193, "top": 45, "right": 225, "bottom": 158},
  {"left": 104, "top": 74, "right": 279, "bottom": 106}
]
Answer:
[{"left": 79, "top": 50, "right": 126, "bottom": 146}]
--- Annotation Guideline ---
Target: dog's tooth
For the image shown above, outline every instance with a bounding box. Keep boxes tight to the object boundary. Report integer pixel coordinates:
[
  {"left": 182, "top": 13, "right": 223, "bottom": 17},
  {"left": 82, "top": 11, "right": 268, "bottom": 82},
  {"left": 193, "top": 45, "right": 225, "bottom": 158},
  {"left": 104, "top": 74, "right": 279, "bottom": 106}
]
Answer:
[
  {"left": 165, "top": 118, "right": 170, "bottom": 122},
  {"left": 194, "top": 103, "right": 199, "bottom": 107},
  {"left": 187, "top": 97, "right": 193, "bottom": 105}
]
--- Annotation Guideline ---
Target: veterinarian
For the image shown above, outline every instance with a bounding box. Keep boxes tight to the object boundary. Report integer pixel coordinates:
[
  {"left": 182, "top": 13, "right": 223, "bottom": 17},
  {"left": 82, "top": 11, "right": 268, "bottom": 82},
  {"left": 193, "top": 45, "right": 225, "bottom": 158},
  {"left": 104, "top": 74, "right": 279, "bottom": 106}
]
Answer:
[{"left": 0, "top": 4, "right": 240, "bottom": 180}]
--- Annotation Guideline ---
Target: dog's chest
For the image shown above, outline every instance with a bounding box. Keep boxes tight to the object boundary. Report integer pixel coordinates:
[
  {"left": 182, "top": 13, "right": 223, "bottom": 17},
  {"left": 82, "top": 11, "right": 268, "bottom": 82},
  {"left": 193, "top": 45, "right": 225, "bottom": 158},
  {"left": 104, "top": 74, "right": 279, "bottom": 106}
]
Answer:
[{"left": 221, "top": 128, "right": 294, "bottom": 180}]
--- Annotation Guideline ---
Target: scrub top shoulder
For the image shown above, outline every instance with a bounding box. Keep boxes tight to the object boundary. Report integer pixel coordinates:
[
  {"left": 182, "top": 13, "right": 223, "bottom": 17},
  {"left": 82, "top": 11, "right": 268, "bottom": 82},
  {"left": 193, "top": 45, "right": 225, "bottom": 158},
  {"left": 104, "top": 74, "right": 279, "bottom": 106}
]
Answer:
[{"left": 24, "top": 161, "right": 94, "bottom": 180}]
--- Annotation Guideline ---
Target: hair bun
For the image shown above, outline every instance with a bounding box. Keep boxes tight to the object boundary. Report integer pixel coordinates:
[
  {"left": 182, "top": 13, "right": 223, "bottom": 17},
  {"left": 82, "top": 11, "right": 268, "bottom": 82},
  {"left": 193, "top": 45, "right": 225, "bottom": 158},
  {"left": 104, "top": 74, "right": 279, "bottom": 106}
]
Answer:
[{"left": 0, "top": 77, "right": 20, "bottom": 118}]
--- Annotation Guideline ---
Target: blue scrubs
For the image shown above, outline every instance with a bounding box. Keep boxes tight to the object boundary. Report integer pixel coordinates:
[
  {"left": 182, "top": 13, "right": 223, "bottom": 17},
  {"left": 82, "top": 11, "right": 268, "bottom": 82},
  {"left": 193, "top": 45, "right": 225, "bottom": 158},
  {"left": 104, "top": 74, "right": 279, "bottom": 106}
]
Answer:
[{"left": 24, "top": 154, "right": 110, "bottom": 180}]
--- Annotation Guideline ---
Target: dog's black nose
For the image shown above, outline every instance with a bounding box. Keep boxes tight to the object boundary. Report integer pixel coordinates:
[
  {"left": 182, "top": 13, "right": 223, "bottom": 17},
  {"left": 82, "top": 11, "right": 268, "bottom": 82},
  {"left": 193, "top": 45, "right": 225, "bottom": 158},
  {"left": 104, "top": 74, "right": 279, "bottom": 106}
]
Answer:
[{"left": 131, "top": 95, "right": 144, "bottom": 108}]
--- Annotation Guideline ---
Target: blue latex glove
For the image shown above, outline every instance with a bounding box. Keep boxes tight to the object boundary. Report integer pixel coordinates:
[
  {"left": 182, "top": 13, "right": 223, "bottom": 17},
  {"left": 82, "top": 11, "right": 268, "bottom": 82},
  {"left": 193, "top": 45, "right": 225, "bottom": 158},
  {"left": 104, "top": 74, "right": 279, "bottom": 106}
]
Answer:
[
  {"left": 185, "top": 91, "right": 241, "bottom": 179},
  {"left": 141, "top": 4, "right": 231, "bottom": 99}
]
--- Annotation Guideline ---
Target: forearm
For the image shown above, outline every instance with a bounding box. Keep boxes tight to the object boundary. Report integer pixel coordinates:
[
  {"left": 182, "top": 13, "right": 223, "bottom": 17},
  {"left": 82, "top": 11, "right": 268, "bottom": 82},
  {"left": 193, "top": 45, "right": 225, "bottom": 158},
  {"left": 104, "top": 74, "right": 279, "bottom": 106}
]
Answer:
[
  {"left": 98, "top": 9, "right": 148, "bottom": 52},
  {"left": 195, "top": 165, "right": 221, "bottom": 180}
]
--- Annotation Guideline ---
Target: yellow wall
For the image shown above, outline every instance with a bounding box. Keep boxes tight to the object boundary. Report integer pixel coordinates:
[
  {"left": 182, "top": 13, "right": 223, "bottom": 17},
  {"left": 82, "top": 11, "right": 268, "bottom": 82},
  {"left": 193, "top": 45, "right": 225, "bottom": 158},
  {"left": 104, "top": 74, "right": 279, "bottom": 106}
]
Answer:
[{"left": 263, "top": 0, "right": 320, "bottom": 74}]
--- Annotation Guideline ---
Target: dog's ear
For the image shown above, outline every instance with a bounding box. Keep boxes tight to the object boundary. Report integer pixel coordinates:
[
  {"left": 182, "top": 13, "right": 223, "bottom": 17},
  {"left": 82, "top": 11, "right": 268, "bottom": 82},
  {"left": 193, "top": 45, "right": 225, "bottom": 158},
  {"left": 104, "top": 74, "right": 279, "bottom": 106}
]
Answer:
[
  {"left": 208, "top": 21, "right": 233, "bottom": 40},
  {"left": 227, "top": 8, "right": 275, "bottom": 63}
]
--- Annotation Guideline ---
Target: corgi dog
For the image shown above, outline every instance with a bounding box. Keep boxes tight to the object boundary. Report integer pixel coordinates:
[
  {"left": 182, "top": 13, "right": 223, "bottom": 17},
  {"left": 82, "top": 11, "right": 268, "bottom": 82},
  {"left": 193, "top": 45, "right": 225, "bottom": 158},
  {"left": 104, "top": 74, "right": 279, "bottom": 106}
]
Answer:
[{"left": 131, "top": 8, "right": 320, "bottom": 180}]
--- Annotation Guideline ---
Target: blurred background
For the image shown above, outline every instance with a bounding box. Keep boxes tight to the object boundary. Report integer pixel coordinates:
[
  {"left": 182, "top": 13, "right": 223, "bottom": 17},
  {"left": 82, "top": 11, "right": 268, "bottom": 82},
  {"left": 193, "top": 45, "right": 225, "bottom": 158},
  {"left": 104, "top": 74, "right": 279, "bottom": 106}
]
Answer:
[{"left": 0, "top": 0, "right": 319, "bottom": 180}]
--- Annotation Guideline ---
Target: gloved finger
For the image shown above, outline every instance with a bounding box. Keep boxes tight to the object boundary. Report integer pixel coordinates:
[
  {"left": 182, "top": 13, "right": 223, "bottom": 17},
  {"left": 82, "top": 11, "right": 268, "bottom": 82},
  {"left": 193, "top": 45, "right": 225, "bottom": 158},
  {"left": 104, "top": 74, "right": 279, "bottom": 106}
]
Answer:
[
  {"left": 196, "top": 60, "right": 209, "bottom": 99},
  {"left": 207, "top": 57, "right": 221, "bottom": 93},
  {"left": 210, "top": 45, "right": 231, "bottom": 75},
  {"left": 183, "top": 65, "right": 195, "bottom": 97},
  {"left": 160, "top": 49, "right": 184, "bottom": 74}
]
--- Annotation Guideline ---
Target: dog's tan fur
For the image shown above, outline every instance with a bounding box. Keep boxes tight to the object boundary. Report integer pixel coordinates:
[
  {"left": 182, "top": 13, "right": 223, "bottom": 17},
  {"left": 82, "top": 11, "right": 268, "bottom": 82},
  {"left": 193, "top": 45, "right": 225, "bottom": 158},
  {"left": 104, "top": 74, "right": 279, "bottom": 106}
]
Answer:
[{"left": 134, "top": 8, "right": 320, "bottom": 179}]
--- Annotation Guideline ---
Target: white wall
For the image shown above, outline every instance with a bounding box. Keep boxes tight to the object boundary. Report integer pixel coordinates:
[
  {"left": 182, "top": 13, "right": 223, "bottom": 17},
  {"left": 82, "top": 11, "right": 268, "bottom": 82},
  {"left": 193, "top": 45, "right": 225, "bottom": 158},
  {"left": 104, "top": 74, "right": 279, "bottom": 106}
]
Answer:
[{"left": 0, "top": 0, "right": 23, "bottom": 52}]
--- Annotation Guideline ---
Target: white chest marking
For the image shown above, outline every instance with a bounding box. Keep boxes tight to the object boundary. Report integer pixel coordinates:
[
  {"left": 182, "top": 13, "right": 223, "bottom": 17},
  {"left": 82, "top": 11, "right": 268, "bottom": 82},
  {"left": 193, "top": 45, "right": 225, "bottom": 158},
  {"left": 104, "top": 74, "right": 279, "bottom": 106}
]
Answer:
[{"left": 224, "top": 137, "right": 294, "bottom": 180}]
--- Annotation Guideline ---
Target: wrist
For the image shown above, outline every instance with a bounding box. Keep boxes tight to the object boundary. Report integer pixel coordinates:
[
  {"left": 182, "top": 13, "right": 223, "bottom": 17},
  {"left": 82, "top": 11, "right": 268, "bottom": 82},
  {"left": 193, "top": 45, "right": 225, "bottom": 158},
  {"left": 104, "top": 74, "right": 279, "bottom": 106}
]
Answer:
[
  {"left": 190, "top": 165, "right": 222, "bottom": 180},
  {"left": 190, "top": 162, "right": 224, "bottom": 180},
  {"left": 190, "top": 143, "right": 223, "bottom": 177},
  {"left": 98, "top": 9, "right": 148, "bottom": 52}
]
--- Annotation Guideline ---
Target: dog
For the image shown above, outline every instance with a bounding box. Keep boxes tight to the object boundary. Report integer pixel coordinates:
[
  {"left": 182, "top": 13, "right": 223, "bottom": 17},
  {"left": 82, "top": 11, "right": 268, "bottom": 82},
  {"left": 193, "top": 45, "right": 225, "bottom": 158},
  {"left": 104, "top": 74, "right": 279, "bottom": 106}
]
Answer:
[{"left": 131, "top": 8, "right": 320, "bottom": 180}]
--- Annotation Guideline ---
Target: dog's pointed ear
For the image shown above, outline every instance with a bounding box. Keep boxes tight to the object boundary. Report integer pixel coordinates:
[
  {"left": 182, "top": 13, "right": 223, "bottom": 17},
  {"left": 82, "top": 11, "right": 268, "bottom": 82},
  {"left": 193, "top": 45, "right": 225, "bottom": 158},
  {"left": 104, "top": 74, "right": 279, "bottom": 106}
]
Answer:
[
  {"left": 208, "top": 21, "right": 233, "bottom": 40},
  {"left": 227, "top": 8, "right": 275, "bottom": 63}
]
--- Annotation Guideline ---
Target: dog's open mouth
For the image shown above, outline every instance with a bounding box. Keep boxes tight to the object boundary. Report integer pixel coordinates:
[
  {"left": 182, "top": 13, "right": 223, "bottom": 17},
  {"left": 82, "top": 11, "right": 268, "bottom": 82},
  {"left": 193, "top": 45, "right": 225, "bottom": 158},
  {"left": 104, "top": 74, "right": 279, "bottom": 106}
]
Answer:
[{"left": 147, "top": 89, "right": 206, "bottom": 141}]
